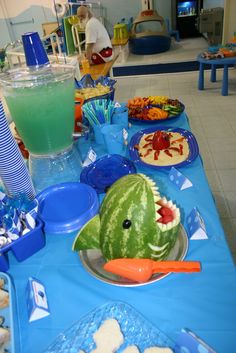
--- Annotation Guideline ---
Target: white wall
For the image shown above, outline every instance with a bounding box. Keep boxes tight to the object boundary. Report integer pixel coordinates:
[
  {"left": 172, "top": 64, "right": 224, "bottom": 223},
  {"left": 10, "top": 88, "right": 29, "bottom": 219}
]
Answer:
[
  {"left": 0, "top": 0, "right": 57, "bottom": 46},
  {"left": 203, "top": 0, "right": 224, "bottom": 9},
  {"left": 222, "top": 0, "right": 236, "bottom": 43},
  {"left": 0, "top": 0, "right": 172, "bottom": 46}
]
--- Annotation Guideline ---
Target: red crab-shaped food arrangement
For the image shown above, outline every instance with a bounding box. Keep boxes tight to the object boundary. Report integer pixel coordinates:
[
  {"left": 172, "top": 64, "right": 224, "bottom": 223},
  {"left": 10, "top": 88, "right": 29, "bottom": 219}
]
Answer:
[
  {"left": 152, "top": 130, "right": 170, "bottom": 150},
  {"left": 136, "top": 130, "right": 185, "bottom": 161}
]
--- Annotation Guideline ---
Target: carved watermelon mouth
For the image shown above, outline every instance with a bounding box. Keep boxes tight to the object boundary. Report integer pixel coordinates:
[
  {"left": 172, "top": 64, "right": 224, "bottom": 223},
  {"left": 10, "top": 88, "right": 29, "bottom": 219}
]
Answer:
[{"left": 142, "top": 174, "right": 180, "bottom": 231}]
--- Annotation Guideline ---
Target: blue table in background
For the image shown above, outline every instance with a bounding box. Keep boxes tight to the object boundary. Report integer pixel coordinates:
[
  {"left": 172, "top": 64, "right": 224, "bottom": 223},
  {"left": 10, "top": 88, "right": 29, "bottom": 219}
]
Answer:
[
  {"left": 8, "top": 113, "right": 236, "bottom": 353},
  {"left": 197, "top": 54, "right": 236, "bottom": 96}
]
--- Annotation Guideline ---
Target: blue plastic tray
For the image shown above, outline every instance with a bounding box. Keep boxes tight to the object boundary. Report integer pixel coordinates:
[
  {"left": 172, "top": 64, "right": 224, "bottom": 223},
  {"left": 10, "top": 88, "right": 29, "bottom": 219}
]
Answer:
[
  {"left": 0, "top": 272, "right": 20, "bottom": 353},
  {"left": 129, "top": 126, "right": 199, "bottom": 170},
  {"left": 80, "top": 154, "right": 136, "bottom": 193},
  {"left": 43, "top": 301, "right": 174, "bottom": 353}
]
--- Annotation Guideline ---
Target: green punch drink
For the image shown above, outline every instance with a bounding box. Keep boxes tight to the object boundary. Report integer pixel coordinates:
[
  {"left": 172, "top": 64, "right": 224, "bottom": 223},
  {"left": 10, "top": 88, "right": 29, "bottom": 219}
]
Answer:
[{"left": 2, "top": 66, "right": 74, "bottom": 155}]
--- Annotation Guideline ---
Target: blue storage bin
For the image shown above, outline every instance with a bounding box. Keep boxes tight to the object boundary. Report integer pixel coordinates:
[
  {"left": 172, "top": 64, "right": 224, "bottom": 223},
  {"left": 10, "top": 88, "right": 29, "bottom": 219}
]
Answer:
[{"left": 0, "top": 219, "right": 45, "bottom": 272}]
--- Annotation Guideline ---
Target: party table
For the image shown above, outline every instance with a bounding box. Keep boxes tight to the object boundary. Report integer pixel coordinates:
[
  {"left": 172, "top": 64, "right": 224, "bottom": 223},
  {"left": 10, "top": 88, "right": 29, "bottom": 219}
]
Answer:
[
  {"left": 197, "top": 54, "right": 236, "bottom": 96},
  {"left": 8, "top": 112, "right": 236, "bottom": 353}
]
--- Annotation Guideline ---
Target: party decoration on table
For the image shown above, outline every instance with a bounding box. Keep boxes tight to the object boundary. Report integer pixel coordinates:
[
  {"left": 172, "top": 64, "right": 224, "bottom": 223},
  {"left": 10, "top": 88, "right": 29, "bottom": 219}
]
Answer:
[
  {"left": 129, "top": 127, "right": 199, "bottom": 170},
  {"left": 0, "top": 272, "right": 18, "bottom": 353},
  {"left": 80, "top": 154, "right": 136, "bottom": 194},
  {"left": 26, "top": 277, "right": 50, "bottom": 322},
  {"left": 82, "top": 147, "right": 97, "bottom": 167},
  {"left": 104, "top": 259, "right": 201, "bottom": 283},
  {"left": 187, "top": 207, "right": 208, "bottom": 240},
  {"left": 43, "top": 301, "right": 175, "bottom": 353},
  {"left": 127, "top": 96, "right": 184, "bottom": 123},
  {"left": 169, "top": 167, "right": 193, "bottom": 191},
  {"left": 175, "top": 328, "right": 217, "bottom": 353},
  {"left": 82, "top": 99, "right": 115, "bottom": 127},
  {"left": 73, "top": 173, "right": 181, "bottom": 262},
  {"left": 0, "top": 100, "right": 35, "bottom": 200},
  {"left": 75, "top": 74, "right": 116, "bottom": 102}
]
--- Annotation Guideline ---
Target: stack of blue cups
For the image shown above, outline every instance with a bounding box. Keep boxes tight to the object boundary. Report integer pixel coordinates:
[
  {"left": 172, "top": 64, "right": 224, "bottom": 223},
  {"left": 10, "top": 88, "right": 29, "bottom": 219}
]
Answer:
[{"left": 0, "top": 100, "right": 35, "bottom": 200}]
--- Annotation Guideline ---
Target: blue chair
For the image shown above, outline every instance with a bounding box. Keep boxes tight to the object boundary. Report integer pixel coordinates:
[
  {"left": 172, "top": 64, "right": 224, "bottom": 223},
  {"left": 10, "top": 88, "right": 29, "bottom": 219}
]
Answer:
[{"left": 165, "top": 18, "right": 180, "bottom": 42}]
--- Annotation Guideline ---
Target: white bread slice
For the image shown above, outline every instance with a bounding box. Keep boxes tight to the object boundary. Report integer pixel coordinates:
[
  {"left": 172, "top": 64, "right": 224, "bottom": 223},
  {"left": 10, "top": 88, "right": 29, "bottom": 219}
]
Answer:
[{"left": 91, "top": 318, "right": 124, "bottom": 353}]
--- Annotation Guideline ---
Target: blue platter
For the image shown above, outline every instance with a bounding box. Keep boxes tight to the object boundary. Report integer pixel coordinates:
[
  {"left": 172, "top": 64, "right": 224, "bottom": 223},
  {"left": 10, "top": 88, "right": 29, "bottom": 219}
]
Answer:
[
  {"left": 80, "top": 154, "right": 136, "bottom": 194},
  {"left": 128, "top": 103, "right": 185, "bottom": 124},
  {"left": 129, "top": 126, "right": 199, "bottom": 169},
  {"left": 43, "top": 301, "right": 174, "bottom": 353}
]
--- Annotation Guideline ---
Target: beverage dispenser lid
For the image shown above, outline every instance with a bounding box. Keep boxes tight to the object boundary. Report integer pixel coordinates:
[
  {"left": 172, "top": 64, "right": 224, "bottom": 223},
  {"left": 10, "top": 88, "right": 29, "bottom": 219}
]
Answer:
[{"left": 0, "top": 65, "right": 74, "bottom": 88}]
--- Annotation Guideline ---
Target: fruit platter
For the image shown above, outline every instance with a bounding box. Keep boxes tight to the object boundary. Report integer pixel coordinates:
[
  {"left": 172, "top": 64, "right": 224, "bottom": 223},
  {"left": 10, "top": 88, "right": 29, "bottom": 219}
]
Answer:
[{"left": 127, "top": 96, "right": 185, "bottom": 123}]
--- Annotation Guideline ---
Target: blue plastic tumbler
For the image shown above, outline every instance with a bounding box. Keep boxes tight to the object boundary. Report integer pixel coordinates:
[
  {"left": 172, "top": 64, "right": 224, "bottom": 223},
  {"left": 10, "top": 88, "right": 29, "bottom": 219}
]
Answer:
[{"left": 22, "top": 32, "right": 50, "bottom": 67}]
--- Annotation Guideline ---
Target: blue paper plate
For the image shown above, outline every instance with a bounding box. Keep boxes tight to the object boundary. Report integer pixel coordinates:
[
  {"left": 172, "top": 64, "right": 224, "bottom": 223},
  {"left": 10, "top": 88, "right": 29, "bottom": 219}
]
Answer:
[
  {"left": 43, "top": 301, "right": 174, "bottom": 353},
  {"left": 80, "top": 155, "right": 136, "bottom": 193},
  {"left": 129, "top": 126, "right": 199, "bottom": 169},
  {"left": 36, "top": 182, "right": 99, "bottom": 234},
  {"left": 129, "top": 103, "right": 185, "bottom": 124}
]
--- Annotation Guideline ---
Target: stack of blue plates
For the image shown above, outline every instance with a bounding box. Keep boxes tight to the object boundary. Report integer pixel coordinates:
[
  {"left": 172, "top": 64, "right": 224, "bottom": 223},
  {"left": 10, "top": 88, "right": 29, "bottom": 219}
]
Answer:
[{"left": 36, "top": 182, "right": 99, "bottom": 234}]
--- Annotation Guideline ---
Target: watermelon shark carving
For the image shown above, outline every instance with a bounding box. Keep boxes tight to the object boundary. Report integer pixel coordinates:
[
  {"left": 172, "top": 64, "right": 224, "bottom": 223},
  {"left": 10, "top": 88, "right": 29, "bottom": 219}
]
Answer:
[{"left": 72, "top": 173, "right": 180, "bottom": 261}]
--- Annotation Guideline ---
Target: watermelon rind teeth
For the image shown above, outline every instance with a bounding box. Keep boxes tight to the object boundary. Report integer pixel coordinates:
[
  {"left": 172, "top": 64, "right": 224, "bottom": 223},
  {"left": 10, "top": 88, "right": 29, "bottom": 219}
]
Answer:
[
  {"left": 154, "top": 195, "right": 161, "bottom": 202},
  {"left": 140, "top": 174, "right": 158, "bottom": 188},
  {"left": 148, "top": 242, "right": 168, "bottom": 252}
]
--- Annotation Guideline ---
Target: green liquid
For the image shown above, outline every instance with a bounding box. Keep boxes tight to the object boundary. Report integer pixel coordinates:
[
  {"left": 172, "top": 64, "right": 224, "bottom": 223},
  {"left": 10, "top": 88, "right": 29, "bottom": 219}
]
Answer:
[{"left": 5, "top": 78, "right": 74, "bottom": 155}]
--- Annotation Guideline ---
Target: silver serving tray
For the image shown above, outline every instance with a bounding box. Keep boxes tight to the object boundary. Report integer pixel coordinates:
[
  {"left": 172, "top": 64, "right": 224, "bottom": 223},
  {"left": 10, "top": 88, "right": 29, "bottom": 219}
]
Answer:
[{"left": 79, "top": 224, "right": 188, "bottom": 287}]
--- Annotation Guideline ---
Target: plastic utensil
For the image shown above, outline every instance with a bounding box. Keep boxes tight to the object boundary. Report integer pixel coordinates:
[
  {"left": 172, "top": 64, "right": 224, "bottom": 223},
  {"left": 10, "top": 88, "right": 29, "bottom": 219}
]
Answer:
[{"left": 104, "top": 258, "right": 201, "bottom": 283}]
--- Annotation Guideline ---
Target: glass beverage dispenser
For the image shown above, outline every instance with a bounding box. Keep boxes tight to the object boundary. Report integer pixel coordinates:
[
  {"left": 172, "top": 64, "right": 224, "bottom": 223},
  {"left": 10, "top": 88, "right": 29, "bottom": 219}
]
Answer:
[{"left": 0, "top": 32, "right": 82, "bottom": 193}]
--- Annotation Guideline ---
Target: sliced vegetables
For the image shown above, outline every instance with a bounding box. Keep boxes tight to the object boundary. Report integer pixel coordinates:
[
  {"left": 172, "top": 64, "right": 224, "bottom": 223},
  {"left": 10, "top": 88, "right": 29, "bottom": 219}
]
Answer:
[{"left": 127, "top": 96, "right": 184, "bottom": 121}]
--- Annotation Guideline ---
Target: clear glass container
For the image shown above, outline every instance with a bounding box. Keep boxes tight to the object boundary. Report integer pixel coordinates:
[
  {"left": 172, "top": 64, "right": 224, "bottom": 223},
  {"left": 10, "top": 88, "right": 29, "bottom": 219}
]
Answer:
[
  {"left": 1, "top": 65, "right": 75, "bottom": 155},
  {"left": 29, "top": 143, "right": 82, "bottom": 194}
]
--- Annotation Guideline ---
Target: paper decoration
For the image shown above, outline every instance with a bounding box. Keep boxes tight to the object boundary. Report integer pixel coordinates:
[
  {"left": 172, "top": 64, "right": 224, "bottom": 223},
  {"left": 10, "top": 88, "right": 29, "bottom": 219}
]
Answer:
[
  {"left": 175, "top": 328, "right": 217, "bottom": 353},
  {"left": 82, "top": 148, "right": 97, "bottom": 167},
  {"left": 114, "top": 102, "right": 121, "bottom": 108},
  {"left": 26, "top": 277, "right": 50, "bottom": 322},
  {"left": 187, "top": 207, "right": 208, "bottom": 240},
  {"left": 169, "top": 167, "right": 192, "bottom": 190}
]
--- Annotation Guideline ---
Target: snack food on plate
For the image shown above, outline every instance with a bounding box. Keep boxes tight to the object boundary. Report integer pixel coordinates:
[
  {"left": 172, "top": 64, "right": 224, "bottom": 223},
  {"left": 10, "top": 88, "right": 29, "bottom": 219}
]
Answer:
[
  {"left": 127, "top": 96, "right": 183, "bottom": 121},
  {"left": 73, "top": 173, "right": 180, "bottom": 261},
  {"left": 91, "top": 319, "right": 124, "bottom": 353},
  {"left": 136, "top": 130, "right": 189, "bottom": 166},
  {"left": 75, "top": 83, "right": 111, "bottom": 101}
]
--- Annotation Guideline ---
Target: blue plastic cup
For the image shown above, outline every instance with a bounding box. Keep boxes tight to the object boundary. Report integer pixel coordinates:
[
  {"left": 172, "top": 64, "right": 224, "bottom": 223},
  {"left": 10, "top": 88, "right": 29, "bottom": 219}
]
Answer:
[
  {"left": 112, "top": 107, "right": 129, "bottom": 129},
  {"left": 93, "top": 123, "right": 109, "bottom": 145},
  {"left": 101, "top": 124, "right": 127, "bottom": 155},
  {"left": 22, "top": 32, "right": 50, "bottom": 67}
]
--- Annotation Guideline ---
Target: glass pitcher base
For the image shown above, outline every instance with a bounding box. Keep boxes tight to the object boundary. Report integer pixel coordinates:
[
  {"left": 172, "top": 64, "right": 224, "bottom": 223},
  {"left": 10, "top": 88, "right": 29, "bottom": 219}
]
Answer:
[{"left": 29, "top": 144, "right": 82, "bottom": 194}]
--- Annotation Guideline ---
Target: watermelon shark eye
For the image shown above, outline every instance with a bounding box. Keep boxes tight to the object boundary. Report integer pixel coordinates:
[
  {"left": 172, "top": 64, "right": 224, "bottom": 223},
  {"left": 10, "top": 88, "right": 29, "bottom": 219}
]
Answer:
[{"left": 123, "top": 219, "right": 132, "bottom": 229}]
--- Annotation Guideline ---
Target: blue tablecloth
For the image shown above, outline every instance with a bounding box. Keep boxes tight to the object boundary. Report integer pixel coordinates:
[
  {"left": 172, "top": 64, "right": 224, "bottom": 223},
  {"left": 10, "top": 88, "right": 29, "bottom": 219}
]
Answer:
[{"left": 8, "top": 113, "right": 236, "bottom": 353}]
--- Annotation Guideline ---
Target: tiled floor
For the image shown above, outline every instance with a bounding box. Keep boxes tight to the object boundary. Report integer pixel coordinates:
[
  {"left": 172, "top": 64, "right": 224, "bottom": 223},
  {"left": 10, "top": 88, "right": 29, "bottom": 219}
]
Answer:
[
  {"left": 115, "top": 37, "right": 208, "bottom": 67},
  {"left": 115, "top": 68, "right": 236, "bottom": 263}
]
